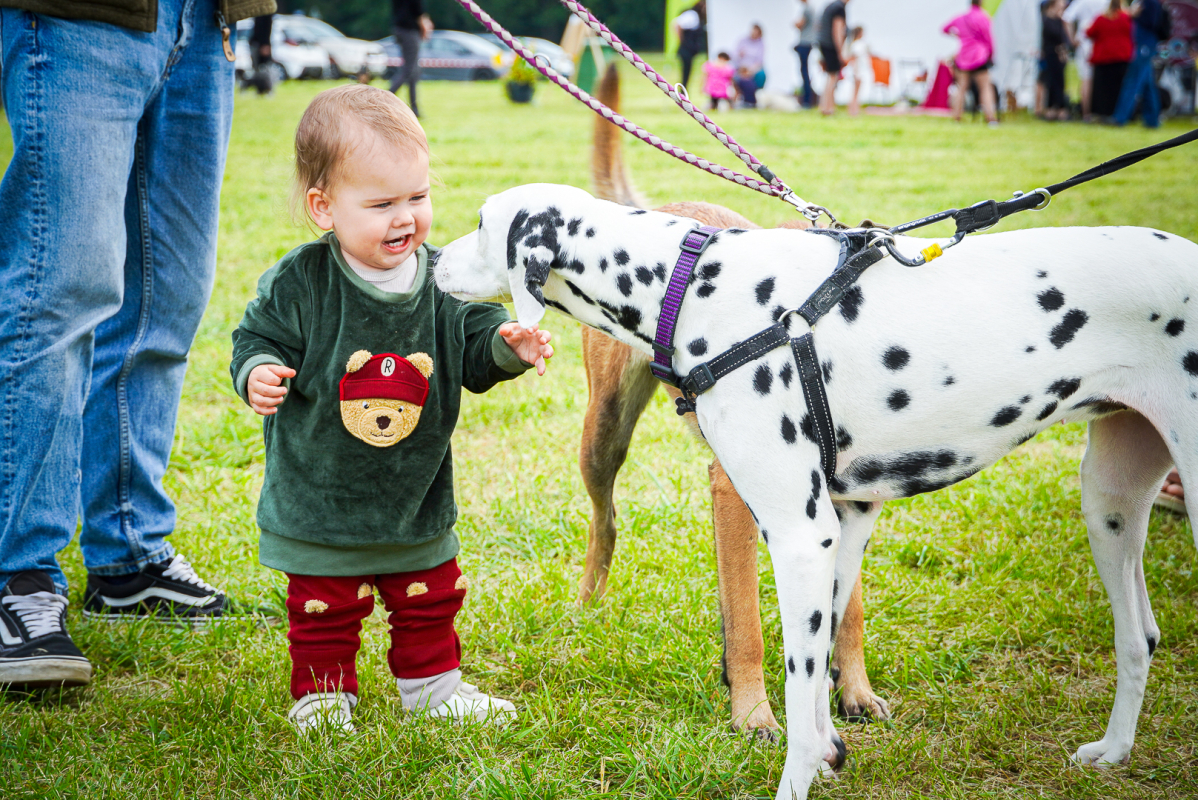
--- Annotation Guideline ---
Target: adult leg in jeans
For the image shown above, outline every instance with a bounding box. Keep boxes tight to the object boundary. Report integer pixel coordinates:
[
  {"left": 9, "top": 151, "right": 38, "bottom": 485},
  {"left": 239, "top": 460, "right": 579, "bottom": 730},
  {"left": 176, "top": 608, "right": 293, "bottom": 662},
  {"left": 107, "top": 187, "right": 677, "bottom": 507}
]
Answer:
[
  {"left": 1112, "top": 35, "right": 1160, "bottom": 127},
  {"left": 79, "top": 0, "right": 233, "bottom": 581},
  {"left": 389, "top": 26, "right": 422, "bottom": 116},
  {"left": 797, "top": 44, "right": 813, "bottom": 108}
]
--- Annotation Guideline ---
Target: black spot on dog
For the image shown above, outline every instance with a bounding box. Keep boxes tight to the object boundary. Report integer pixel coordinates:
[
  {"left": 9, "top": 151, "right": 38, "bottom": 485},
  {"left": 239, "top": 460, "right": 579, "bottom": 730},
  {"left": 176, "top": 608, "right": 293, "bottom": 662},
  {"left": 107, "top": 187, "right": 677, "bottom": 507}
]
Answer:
[
  {"left": 755, "top": 277, "right": 775, "bottom": 306},
  {"left": 1072, "top": 396, "right": 1129, "bottom": 414},
  {"left": 883, "top": 346, "right": 909, "bottom": 371},
  {"left": 842, "top": 451, "right": 960, "bottom": 491},
  {"left": 616, "top": 274, "right": 633, "bottom": 297},
  {"left": 1166, "top": 318, "right": 1186, "bottom": 337},
  {"left": 614, "top": 249, "right": 630, "bottom": 266},
  {"left": 726, "top": 228, "right": 747, "bottom": 235},
  {"left": 567, "top": 218, "right": 582, "bottom": 236},
  {"left": 779, "top": 362, "right": 794, "bottom": 388},
  {"left": 1153, "top": 232, "right": 1168, "bottom": 240},
  {"left": 634, "top": 266, "right": 654, "bottom": 286},
  {"left": 822, "top": 360, "right": 834, "bottom": 383},
  {"left": 799, "top": 413, "right": 818, "bottom": 443},
  {"left": 665, "top": 219, "right": 677, "bottom": 227},
  {"left": 1147, "top": 636, "right": 1157, "bottom": 656},
  {"left": 781, "top": 415, "right": 797, "bottom": 444},
  {"left": 828, "top": 475, "right": 847, "bottom": 494},
  {"left": 761, "top": 529, "right": 769, "bottom": 544},
  {"left": 805, "top": 470, "right": 821, "bottom": 519},
  {"left": 598, "top": 256, "right": 609, "bottom": 273},
  {"left": 1105, "top": 513, "right": 1124, "bottom": 534},
  {"left": 597, "top": 298, "right": 644, "bottom": 332},
  {"left": 1036, "top": 401, "right": 1058, "bottom": 421},
  {"left": 788, "top": 655, "right": 796, "bottom": 674},
  {"left": 1186, "top": 352, "right": 1198, "bottom": 376},
  {"left": 830, "top": 612, "right": 838, "bottom": 639},
  {"left": 809, "top": 610, "right": 823, "bottom": 634},
  {"left": 545, "top": 299, "right": 570, "bottom": 313},
  {"left": 1038, "top": 287, "right": 1065, "bottom": 312},
  {"left": 839, "top": 285, "right": 864, "bottom": 323},
  {"left": 696, "top": 282, "right": 716, "bottom": 299},
  {"left": 630, "top": 209, "right": 647, "bottom": 215},
  {"left": 805, "top": 657, "right": 815, "bottom": 677},
  {"left": 887, "top": 389, "right": 910, "bottom": 411},
  {"left": 1020, "top": 395, "right": 1032, "bottom": 404},
  {"left": 564, "top": 280, "right": 597, "bottom": 305},
  {"left": 943, "top": 376, "right": 956, "bottom": 386},
  {"left": 653, "top": 263, "right": 667, "bottom": 281},
  {"left": 1050, "top": 309, "right": 1089, "bottom": 349},
  {"left": 853, "top": 501, "right": 872, "bottom": 514},
  {"left": 1048, "top": 378, "right": 1081, "bottom": 400},
  {"left": 1015, "top": 432, "right": 1036, "bottom": 446},
  {"left": 991, "top": 406, "right": 1022, "bottom": 427},
  {"left": 753, "top": 365, "right": 772, "bottom": 395},
  {"left": 1026, "top": 346, "right": 1036, "bottom": 353},
  {"left": 833, "top": 580, "right": 839, "bottom": 600},
  {"left": 585, "top": 227, "right": 595, "bottom": 238},
  {"left": 699, "top": 262, "right": 722, "bottom": 281},
  {"left": 836, "top": 426, "right": 853, "bottom": 451},
  {"left": 687, "top": 338, "right": 708, "bottom": 356},
  {"left": 1037, "top": 270, "right": 1048, "bottom": 278},
  {"left": 1150, "top": 313, "right": 1161, "bottom": 322},
  {"left": 821, "top": 538, "right": 833, "bottom": 548}
]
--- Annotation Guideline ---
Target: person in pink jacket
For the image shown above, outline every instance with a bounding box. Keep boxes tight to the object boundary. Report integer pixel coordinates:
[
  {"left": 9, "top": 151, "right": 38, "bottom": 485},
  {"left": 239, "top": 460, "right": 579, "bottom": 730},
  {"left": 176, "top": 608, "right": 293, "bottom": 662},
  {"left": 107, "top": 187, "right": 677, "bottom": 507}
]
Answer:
[
  {"left": 703, "top": 51, "right": 736, "bottom": 111},
  {"left": 943, "top": 0, "right": 998, "bottom": 124}
]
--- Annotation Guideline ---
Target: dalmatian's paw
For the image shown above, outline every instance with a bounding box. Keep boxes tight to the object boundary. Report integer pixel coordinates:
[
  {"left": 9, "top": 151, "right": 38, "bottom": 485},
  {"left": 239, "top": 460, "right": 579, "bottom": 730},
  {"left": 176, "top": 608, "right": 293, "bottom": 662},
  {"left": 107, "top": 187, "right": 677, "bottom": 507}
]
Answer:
[
  {"left": 836, "top": 686, "right": 891, "bottom": 723},
  {"left": 1073, "top": 739, "right": 1132, "bottom": 767}
]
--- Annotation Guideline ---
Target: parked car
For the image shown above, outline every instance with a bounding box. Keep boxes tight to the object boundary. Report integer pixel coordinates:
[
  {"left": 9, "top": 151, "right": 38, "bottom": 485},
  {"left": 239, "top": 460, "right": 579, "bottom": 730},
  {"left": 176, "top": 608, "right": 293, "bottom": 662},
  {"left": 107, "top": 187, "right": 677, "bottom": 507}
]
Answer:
[
  {"left": 277, "top": 15, "right": 388, "bottom": 78},
  {"left": 379, "top": 30, "right": 514, "bottom": 81},
  {"left": 234, "top": 16, "right": 329, "bottom": 81},
  {"left": 479, "top": 33, "right": 575, "bottom": 79}
]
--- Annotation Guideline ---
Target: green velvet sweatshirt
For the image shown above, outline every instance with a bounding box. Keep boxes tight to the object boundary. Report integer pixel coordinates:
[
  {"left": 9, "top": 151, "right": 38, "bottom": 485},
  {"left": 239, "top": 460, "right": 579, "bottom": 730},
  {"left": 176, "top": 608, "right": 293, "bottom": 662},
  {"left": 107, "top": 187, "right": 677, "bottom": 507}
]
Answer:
[{"left": 230, "top": 234, "right": 530, "bottom": 576}]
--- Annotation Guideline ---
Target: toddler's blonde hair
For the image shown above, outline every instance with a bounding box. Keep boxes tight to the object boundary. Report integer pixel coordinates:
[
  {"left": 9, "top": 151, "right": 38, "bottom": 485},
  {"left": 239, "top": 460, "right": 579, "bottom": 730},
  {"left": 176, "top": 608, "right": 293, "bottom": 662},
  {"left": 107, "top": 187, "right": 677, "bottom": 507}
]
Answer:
[{"left": 292, "top": 84, "right": 427, "bottom": 220}]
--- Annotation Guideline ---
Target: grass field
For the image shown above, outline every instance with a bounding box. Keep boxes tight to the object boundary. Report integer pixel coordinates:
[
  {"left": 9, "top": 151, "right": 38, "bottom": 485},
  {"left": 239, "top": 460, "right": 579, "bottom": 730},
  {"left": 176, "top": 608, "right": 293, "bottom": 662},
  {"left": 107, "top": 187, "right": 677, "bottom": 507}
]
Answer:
[{"left": 3, "top": 57, "right": 1198, "bottom": 799}]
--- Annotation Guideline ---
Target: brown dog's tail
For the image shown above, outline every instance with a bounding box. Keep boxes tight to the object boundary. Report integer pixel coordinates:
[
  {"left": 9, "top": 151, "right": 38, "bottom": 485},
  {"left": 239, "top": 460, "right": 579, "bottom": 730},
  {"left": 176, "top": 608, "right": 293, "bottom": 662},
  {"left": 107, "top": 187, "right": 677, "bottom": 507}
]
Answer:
[{"left": 592, "top": 63, "right": 647, "bottom": 209}]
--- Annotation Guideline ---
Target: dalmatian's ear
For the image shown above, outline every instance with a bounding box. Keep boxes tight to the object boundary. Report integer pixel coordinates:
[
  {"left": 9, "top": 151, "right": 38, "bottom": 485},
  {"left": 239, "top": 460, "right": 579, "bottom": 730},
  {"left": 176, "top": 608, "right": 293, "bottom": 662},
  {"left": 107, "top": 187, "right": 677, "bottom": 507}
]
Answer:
[{"left": 509, "top": 247, "right": 552, "bottom": 328}]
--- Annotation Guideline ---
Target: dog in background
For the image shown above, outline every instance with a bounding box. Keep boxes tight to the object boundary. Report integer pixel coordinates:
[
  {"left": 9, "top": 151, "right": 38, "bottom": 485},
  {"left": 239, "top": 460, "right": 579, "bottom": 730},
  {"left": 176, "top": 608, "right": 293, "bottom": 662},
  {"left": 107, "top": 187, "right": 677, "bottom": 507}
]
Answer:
[{"left": 577, "top": 64, "right": 889, "bottom": 734}]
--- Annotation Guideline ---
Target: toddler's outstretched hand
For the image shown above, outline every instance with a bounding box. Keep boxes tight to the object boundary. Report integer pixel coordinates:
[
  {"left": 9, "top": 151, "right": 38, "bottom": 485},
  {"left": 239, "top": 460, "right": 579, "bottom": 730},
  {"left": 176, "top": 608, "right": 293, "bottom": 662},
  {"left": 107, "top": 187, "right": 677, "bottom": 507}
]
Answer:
[
  {"left": 248, "top": 363, "right": 297, "bottom": 415},
  {"left": 499, "top": 321, "right": 554, "bottom": 376}
]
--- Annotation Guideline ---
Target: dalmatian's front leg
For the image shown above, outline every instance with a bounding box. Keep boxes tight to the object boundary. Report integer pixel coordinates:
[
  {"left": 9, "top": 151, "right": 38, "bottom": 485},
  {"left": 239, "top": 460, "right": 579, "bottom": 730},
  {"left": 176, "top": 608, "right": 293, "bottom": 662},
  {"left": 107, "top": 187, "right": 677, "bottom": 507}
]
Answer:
[
  {"left": 701, "top": 410, "right": 843, "bottom": 800},
  {"left": 829, "top": 501, "right": 887, "bottom": 720}
]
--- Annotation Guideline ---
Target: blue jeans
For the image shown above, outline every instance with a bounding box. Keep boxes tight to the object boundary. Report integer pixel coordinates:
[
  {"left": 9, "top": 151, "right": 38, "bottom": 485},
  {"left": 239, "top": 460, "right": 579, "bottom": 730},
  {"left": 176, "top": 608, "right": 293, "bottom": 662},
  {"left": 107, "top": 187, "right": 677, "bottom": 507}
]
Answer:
[
  {"left": 0, "top": 1, "right": 234, "bottom": 594},
  {"left": 796, "top": 44, "right": 814, "bottom": 108},
  {"left": 1112, "top": 30, "right": 1160, "bottom": 127}
]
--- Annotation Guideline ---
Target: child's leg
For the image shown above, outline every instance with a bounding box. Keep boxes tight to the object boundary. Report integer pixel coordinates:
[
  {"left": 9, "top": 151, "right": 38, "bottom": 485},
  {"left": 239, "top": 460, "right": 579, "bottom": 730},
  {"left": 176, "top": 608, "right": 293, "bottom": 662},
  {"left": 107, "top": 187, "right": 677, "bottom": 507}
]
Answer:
[
  {"left": 376, "top": 559, "right": 466, "bottom": 686},
  {"left": 285, "top": 574, "right": 377, "bottom": 700}
]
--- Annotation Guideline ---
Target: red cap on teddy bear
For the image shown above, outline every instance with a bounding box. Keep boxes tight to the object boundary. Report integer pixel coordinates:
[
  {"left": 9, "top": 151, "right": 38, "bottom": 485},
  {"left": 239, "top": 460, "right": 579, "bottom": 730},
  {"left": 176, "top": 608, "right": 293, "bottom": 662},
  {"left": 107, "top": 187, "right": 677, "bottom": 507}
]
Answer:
[{"left": 340, "top": 353, "right": 430, "bottom": 406}]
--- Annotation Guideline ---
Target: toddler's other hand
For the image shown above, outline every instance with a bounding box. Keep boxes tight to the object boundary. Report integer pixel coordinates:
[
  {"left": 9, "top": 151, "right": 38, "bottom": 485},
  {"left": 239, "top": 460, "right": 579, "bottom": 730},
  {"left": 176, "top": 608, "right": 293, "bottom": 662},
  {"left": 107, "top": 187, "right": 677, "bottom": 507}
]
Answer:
[
  {"left": 499, "top": 321, "right": 554, "bottom": 376},
  {"left": 248, "top": 363, "right": 296, "bottom": 415}
]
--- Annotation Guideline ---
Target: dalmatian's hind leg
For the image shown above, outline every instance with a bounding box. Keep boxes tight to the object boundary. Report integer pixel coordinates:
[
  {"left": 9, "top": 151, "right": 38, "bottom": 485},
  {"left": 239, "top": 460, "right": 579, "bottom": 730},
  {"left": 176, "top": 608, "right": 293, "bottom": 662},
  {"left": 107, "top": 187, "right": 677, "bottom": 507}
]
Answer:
[{"left": 1074, "top": 410, "right": 1173, "bottom": 767}]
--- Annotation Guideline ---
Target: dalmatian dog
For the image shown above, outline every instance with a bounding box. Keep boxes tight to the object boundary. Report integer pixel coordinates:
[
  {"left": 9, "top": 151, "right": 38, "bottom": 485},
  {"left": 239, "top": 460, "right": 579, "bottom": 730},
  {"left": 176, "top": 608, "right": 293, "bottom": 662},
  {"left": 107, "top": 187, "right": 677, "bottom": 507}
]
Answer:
[{"left": 434, "top": 183, "right": 1198, "bottom": 800}]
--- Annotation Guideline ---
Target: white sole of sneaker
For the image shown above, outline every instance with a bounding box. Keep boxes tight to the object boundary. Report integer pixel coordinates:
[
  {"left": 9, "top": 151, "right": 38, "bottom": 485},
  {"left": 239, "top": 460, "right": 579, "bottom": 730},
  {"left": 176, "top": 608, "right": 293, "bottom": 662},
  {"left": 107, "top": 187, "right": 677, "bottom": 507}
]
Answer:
[{"left": 0, "top": 656, "right": 92, "bottom": 688}]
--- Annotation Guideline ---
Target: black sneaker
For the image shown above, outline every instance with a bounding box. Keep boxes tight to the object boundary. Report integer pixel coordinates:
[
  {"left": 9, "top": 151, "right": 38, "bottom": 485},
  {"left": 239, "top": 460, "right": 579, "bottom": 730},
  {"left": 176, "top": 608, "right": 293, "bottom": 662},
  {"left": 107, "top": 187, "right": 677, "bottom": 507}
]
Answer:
[
  {"left": 83, "top": 554, "right": 240, "bottom": 626},
  {"left": 0, "top": 571, "right": 93, "bottom": 688}
]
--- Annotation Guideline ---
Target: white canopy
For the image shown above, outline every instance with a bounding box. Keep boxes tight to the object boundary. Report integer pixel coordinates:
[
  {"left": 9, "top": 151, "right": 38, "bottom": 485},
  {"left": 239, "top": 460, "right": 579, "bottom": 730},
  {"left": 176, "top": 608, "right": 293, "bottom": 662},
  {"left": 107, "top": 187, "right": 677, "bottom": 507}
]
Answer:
[{"left": 992, "top": 0, "right": 1042, "bottom": 107}]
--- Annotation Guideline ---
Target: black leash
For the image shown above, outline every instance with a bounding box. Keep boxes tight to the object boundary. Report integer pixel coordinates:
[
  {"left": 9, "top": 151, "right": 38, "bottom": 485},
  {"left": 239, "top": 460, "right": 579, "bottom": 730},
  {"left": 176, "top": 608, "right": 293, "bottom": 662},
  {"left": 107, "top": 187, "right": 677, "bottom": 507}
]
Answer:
[{"left": 655, "top": 129, "right": 1198, "bottom": 483}]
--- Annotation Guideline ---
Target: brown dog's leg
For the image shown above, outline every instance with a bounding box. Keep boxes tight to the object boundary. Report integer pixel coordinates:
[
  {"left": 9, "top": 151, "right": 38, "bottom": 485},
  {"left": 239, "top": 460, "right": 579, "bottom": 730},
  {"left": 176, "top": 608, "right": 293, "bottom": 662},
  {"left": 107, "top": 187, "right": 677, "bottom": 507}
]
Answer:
[
  {"left": 578, "top": 328, "right": 659, "bottom": 604},
  {"left": 709, "top": 458, "right": 780, "bottom": 734},
  {"left": 831, "top": 576, "right": 891, "bottom": 720}
]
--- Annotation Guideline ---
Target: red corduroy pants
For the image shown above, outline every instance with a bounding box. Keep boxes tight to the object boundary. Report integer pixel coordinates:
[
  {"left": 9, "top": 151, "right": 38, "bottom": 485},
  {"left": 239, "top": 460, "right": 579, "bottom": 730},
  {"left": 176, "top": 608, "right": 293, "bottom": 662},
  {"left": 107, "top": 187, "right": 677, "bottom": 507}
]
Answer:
[{"left": 285, "top": 558, "right": 465, "bottom": 699}]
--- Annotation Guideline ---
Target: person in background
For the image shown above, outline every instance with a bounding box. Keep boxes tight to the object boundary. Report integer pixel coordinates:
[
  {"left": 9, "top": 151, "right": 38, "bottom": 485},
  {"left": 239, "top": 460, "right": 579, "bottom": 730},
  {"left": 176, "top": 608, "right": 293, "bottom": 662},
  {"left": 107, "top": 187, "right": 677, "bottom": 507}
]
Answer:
[
  {"left": 734, "top": 24, "right": 765, "bottom": 108},
  {"left": 943, "top": 0, "right": 998, "bottom": 125},
  {"left": 241, "top": 14, "right": 275, "bottom": 96},
  {"left": 1040, "top": 0, "right": 1073, "bottom": 120},
  {"left": 673, "top": 1, "right": 707, "bottom": 94},
  {"left": 846, "top": 26, "right": 869, "bottom": 116},
  {"left": 1111, "top": 0, "right": 1166, "bottom": 127},
  {"left": 794, "top": 0, "right": 818, "bottom": 109},
  {"left": 0, "top": 0, "right": 274, "bottom": 691},
  {"left": 1064, "top": 0, "right": 1109, "bottom": 120},
  {"left": 818, "top": 0, "right": 849, "bottom": 115},
  {"left": 703, "top": 50, "right": 736, "bottom": 111},
  {"left": 1087, "top": 0, "right": 1134, "bottom": 118},
  {"left": 390, "top": 0, "right": 434, "bottom": 117}
]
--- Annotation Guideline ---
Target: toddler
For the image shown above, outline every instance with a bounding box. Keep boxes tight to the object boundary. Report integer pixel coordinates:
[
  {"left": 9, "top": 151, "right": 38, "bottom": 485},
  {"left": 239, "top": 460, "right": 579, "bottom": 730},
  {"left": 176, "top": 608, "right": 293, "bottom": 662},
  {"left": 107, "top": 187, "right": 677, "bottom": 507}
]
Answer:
[
  {"left": 230, "top": 85, "right": 553, "bottom": 732},
  {"left": 703, "top": 52, "right": 735, "bottom": 111}
]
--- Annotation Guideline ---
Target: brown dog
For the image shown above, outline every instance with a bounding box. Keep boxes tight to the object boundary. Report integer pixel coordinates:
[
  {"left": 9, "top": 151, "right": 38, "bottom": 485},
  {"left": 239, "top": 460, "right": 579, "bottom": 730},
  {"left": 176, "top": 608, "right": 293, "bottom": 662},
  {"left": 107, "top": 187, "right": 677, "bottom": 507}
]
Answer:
[{"left": 576, "top": 65, "right": 889, "bottom": 732}]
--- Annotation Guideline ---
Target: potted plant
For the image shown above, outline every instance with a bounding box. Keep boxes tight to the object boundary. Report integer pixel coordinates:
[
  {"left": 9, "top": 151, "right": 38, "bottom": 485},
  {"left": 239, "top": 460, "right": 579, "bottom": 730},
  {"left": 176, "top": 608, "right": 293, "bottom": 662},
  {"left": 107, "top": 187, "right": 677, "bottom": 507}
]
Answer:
[{"left": 505, "top": 56, "right": 538, "bottom": 104}]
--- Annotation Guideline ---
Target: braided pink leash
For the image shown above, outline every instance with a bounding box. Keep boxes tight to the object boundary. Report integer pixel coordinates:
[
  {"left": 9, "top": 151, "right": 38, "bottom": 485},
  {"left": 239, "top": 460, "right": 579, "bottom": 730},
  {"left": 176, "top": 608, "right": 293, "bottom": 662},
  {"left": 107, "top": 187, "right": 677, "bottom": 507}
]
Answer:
[{"left": 452, "top": 0, "right": 833, "bottom": 223}]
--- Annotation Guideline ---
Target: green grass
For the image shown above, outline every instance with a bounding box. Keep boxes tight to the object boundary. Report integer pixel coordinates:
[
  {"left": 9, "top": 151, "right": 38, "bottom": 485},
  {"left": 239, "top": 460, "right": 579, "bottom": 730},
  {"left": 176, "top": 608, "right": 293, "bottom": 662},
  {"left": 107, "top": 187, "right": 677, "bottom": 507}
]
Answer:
[{"left": 2, "top": 58, "right": 1198, "bottom": 799}]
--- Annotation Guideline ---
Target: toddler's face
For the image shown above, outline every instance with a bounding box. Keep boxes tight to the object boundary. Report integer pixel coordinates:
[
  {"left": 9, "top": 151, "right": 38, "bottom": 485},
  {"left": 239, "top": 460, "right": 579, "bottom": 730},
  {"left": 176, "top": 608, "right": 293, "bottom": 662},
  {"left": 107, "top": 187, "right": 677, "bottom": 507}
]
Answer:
[{"left": 309, "top": 129, "right": 432, "bottom": 272}]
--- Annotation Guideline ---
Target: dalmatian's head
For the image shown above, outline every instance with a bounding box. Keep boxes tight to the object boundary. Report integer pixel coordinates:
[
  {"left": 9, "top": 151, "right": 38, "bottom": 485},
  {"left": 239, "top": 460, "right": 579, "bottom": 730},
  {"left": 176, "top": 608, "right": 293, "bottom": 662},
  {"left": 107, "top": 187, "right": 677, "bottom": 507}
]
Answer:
[{"left": 436, "top": 184, "right": 594, "bottom": 328}]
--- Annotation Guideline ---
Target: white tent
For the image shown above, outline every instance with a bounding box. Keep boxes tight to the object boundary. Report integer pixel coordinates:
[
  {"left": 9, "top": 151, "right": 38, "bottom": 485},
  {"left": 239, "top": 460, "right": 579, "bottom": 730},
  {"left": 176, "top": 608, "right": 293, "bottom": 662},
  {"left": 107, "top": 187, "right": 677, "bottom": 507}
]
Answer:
[
  {"left": 992, "top": 0, "right": 1042, "bottom": 107},
  {"left": 706, "top": 0, "right": 967, "bottom": 104}
]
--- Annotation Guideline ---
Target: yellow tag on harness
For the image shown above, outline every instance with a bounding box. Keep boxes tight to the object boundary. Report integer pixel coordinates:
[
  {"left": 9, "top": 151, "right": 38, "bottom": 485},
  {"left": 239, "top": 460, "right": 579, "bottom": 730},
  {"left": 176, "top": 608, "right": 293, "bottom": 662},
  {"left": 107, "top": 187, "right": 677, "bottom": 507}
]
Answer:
[{"left": 921, "top": 243, "right": 944, "bottom": 262}]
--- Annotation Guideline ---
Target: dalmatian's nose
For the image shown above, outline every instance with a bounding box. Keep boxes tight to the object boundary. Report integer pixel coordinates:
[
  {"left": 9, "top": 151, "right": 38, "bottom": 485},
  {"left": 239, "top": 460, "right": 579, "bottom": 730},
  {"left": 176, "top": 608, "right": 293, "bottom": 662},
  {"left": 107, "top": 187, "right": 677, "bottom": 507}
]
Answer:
[{"left": 377, "top": 416, "right": 391, "bottom": 430}]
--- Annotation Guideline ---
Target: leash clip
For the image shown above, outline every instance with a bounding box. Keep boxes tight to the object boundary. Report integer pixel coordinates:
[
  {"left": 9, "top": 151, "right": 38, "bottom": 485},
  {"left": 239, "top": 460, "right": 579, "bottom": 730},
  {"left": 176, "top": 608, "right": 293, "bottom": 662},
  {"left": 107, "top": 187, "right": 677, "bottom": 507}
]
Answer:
[{"left": 1013, "top": 187, "right": 1052, "bottom": 211}]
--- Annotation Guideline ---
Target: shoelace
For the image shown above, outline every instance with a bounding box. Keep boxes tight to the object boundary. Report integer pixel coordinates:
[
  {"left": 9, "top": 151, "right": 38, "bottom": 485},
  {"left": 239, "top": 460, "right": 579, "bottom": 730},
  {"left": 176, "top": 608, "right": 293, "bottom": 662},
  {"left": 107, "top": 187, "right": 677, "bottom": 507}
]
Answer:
[
  {"left": 2, "top": 592, "right": 68, "bottom": 639},
  {"left": 161, "top": 554, "right": 219, "bottom": 595}
]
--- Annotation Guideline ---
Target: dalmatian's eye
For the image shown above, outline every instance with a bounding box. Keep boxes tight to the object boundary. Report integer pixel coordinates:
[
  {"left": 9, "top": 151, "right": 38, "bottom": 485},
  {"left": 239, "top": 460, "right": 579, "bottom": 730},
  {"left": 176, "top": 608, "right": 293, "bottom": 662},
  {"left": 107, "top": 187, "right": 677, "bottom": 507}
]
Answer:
[{"left": 362, "top": 402, "right": 369, "bottom": 409}]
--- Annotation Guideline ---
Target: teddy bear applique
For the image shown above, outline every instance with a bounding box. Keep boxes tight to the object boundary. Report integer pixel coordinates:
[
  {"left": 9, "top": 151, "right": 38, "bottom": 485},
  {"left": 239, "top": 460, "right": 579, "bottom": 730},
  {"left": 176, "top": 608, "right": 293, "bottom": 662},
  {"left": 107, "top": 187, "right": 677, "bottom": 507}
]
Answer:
[{"left": 339, "top": 350, "right": 433, "bottom": 447}]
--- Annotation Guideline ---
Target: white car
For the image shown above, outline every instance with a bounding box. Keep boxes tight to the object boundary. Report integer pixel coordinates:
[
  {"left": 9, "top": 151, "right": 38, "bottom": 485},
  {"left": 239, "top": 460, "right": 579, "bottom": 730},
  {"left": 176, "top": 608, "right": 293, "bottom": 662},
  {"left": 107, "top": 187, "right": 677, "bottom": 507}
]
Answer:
[
  {"left": 277, "top": 15, "right": 388, "bottom": 78},
  {"left": 235, "top": 17, "right": 329, "bottom": 81}
]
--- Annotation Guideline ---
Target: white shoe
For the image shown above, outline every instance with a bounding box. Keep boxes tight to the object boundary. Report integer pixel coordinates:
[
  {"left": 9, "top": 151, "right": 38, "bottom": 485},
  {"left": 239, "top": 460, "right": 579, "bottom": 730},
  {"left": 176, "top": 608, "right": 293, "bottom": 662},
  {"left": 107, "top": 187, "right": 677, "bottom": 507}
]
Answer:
[
  {"left": 411, "top": 680, "right": 516, "bottom": 724},
  {"left": 288, "top": 691, "right": 357, "bottom": 733}
]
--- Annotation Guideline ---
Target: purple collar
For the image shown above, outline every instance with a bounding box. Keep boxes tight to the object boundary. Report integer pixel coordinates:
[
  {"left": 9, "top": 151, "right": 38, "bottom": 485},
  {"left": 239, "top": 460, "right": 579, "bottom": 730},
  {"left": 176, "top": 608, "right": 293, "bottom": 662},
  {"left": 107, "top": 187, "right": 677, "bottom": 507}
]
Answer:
[{"left": 650, "top": 225, "right": 720, "bottom": 383}]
